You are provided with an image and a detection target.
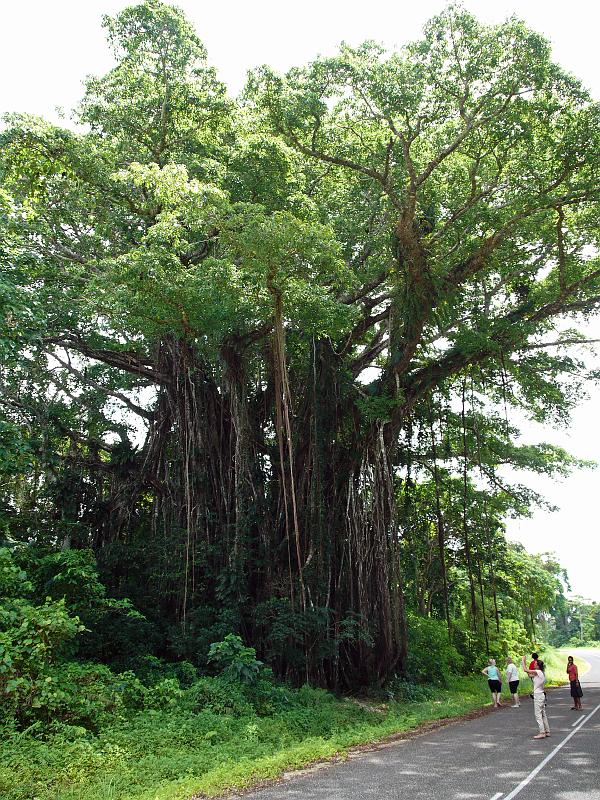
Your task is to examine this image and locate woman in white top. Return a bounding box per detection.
[522,656,550,739]
[505,657,520,707]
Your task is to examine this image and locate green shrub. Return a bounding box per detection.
[292,683,337,708]
[242,675,292,716]
[113,670,147,710]
[13,547,156,666]
[208,634,265,685]
[6,662,122,730]
[484,618,531,668]
[0,547,33,597]
[129,653,169,685]
[167,604,241,668]
[144,678,183,710]
[0,595,85,724]
[171,659,198,687]
[386,678,440,703]
[32,663,120,729]
[405,615,463,684]
[565,636,600,648]
[185,676,253,716]
[128,654,198,687]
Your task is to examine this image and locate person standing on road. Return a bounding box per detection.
[522,656,550,739]
[482,658,502,708]
[567,655,583,710]
[505,657,520,707]
[529,652,538,670]
[528,651,538,697]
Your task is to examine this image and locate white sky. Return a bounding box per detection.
[1,0,599,600]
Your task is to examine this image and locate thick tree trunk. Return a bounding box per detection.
[90,333,409,689]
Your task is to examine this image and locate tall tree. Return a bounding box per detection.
[1,2,599,687]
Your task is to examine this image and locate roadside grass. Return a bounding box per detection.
[554,646,596,678]
[0,648,581,800]
[543,647,589,684]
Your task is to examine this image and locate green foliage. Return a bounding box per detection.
[386,679,440,703]
[356,392,401,424]
[565,635,600,647]
[242,676,293,716]
[208,634,265,685]
[0,546,32,596]
[185,675,253,717]
[0,421,34,477]
[0,561,85,724]
[131,655,199,687]
[14,547,155,665]
[144,677,183,710]
[549,595,600,646]
[0,547,152,728]
[487,619,531,666]
[0,669,522,800]
[12,662,120,730]
[1,0,597,700]
[113,670,147,710]
[404,616,463,685]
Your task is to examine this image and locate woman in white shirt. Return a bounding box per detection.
[522,656,550,739]
[505,658,520,707]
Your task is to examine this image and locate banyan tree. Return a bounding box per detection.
[1,1,599,688]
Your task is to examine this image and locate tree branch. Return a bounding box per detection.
[42,336,169,384]
[49,351,154,420]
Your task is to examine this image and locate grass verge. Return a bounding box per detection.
[554,647,595,677]
[0,647,582,800]
[543,647,589,683]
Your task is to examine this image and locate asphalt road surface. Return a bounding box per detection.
[243,649,600,800]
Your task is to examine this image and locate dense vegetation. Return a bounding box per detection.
[0,545,588,800]
[550,594,600,647]
[1,3,599,795]
[0,0,600,800]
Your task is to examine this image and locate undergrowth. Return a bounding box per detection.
[0,647,588,800]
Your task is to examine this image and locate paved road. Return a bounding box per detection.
[244,650,600,800]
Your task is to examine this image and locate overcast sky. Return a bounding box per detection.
[2,0,599,600]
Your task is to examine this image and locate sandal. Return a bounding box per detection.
[533,733,547,739]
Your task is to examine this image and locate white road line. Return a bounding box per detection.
[572,715,586,726]
[489,793,503,800]
[503,702,600,800]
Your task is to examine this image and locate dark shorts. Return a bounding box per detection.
[509,679,519,694]
[488,679,502,693]
[570,680,583,698]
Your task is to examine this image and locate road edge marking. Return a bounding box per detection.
[503,702,600,800]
